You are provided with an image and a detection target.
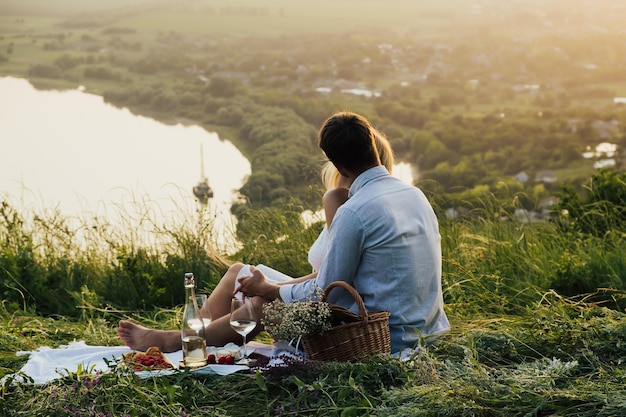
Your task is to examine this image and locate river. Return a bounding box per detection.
[0,76,251,250]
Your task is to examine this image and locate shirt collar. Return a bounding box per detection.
[348,165,389,198]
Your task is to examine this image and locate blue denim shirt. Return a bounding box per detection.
[279,166,450,352]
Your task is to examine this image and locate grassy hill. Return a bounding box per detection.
[1,170,625,415]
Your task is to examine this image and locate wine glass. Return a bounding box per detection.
[196,294,211,329]
[229,297,257,364]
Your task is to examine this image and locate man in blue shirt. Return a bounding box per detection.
[238,111,450,352]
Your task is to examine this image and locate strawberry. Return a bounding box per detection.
[207,354,216,364]
[216,355,235,365]
[217,355,235,365]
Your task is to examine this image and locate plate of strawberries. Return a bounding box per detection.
[118,343,254,377]
[119,346,176,376]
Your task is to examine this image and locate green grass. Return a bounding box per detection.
[2,288,625,416]
[1,184,625,416]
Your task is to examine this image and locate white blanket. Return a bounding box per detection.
[5,340,413,385]
[8,341,132,384]
[7,340,260,385]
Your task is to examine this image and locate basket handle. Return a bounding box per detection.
[322,281,368,323]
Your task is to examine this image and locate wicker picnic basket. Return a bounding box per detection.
[300,281,391,362]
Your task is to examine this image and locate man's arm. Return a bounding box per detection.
[277,272,317,285]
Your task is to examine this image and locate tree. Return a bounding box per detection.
[54,54,79,70]
[28,64,61,78]
[215,105,243,126]
[208,77,237,98]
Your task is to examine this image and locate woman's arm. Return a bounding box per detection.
[322,187,349,227]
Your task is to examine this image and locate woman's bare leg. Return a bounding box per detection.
[117,321,182,352]
[117,263,260,352]
[203,263,267,346]
[204,262,244,320]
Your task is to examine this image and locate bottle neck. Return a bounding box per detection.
[185,285,196,304]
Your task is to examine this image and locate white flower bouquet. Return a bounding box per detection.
[261,288,333,342]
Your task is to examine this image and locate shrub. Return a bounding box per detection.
[554,169,626,236]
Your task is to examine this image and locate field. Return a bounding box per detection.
[0,0,474,34]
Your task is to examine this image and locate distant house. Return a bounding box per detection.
[567,118,582,132]
[568,118,619,138]
[536,196,560,220]
[535,170,557,183]
[514,197,560,223]
[512,84,540,93]
[514,208,532,223]
[514,171,529,183]
[591,120,619,140]
[315,87,332,94]
[594,159,616,169]
[332,79,361,90]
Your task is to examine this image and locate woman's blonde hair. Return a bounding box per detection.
[321,128,394,190]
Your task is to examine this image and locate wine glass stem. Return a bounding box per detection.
[242,335,247,359]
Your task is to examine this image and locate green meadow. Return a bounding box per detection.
[1,170,625,416]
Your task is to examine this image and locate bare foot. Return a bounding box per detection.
[117,320,182,353]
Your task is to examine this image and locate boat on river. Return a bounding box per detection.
[192,144,213,204]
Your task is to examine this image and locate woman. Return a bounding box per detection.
[117,130,395,352]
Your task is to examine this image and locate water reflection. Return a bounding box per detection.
[1,77,418,250]
[0,77,250,250]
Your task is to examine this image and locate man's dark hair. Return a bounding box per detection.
[318,112,381,173]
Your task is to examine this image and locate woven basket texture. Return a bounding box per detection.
[301,281,390,362]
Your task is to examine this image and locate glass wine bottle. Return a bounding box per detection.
[181,272,207,368]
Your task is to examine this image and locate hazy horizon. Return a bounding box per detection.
[3,0,625,37]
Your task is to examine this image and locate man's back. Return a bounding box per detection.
[319,166,450,351]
